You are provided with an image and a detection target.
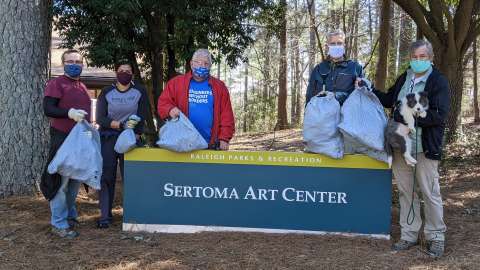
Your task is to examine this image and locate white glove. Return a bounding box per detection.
[68,108,88,122]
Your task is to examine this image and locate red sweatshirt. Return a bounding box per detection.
[158,72,235,145]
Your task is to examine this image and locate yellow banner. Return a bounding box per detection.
[125,148,389,170]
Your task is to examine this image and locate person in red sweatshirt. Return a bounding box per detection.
[157,49,235,150]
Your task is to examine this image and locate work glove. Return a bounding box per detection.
[68,108,88,122]
[125,115,141,129]
[357,78,373,91]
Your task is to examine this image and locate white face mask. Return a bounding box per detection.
[328,45,345,58]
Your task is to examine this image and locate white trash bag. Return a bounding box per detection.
[338,86,388,151]
[48,120,102,190]
[343,133,389,163]
[114,115,141,154]
[156,112,208,152]
[303,92,344,159]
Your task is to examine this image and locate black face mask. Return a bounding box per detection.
[117,72,133,85]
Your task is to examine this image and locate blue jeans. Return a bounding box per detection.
[49,176,80,229]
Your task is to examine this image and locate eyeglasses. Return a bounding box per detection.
[64,60,83,64]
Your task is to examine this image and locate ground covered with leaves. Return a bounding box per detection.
[0,124,479,269]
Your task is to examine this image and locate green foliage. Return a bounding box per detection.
[53,0,275,73]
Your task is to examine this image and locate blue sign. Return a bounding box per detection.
[123,149,392,238]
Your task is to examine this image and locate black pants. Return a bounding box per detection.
[99,134,124,224]
[40,128,68,201]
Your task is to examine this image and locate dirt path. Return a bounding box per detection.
[0,127,479,270]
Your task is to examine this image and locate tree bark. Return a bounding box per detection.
[276,0,289,130]
[308,0,316,74]
[375,0,392,90]
[0,0,52,197]
[473,37,480,123]
[397,11,414,71]
[166,13,176,80]
[243,62,248,133]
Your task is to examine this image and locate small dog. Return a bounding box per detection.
[385,92,429,167]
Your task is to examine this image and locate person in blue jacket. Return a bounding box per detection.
[305,30,363,105]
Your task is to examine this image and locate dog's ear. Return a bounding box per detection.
[419,91,429,107]
[405,93,417,108]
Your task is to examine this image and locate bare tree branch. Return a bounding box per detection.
[363,38,379,70]
[393,0,441,48]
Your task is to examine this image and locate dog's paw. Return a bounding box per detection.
[419,111,427,118]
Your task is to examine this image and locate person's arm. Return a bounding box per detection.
[372,73,406,109]
[157,78,179,120]
[305,66,322,105]
[217,82,235,144]
[43,97,69,118]
[134,86,149,134]
[96,87,115,129]
[417,75,450,128]
[355,62,363,78]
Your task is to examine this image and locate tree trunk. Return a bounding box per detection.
[243,62,248,133]
[351,0,360,60]
[166,13,176,80]
[308,0,316,74]
[0,0,52,197]
[294,37,302,126]
[290,4,297,126]
[368,0,374,47]
[434,47,464,142]
[375,0,392,90]
[388,3,397,79]
[276,0,289,130]
[473,37,480,123]
[217,56,221,79]
[397,11,414,71]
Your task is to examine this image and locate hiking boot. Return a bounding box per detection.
[426,240,445,258]
[68,218,80,228]
[392,240,417,251]
[51,227,79,239]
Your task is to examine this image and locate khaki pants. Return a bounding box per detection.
[392,152,446,242]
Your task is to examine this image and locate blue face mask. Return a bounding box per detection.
[410,60,431,74]
[192,67,210,79]
[64,64,83,78]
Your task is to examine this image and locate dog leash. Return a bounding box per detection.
[406,120,419,225]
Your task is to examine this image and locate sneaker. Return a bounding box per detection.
[426,240,444,258]
[392,240,417,251]
[51,227,79,239]
[67,218,80,228]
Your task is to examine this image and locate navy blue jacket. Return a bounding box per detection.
[373,67,450,160]
[305,59,363,105]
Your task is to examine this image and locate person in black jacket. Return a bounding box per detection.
[95,61,148,228]
[370,40,450,257]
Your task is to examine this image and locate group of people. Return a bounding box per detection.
[40,29,449,258]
